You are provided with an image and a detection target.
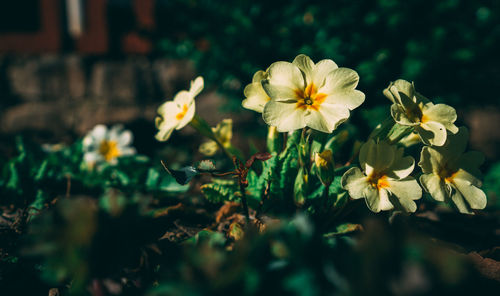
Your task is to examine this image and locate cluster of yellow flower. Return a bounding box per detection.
[341,80,485,214]
[153,54,487,214]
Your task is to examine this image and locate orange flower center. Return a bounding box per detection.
[99,140,121,161]
[368,173,390,190]
[175,104,189,120]
[295,83,327,111]
[438,166,458,184]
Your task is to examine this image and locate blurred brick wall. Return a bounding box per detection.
[0,55,196,137]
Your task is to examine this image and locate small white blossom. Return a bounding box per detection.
[83,124,136,165]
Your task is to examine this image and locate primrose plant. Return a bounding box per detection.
[156,54,488,221]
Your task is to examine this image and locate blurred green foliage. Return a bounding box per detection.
[0,137,188,211]
[156,0,499,109]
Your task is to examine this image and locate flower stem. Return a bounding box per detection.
[387,125,413,145]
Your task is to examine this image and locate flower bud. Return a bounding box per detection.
[314,149,335,186]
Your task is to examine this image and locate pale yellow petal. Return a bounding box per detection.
[305,103,350,133]
[189,76,204,97]
[451,190,473,214]
[292,54,314,84]
[155,122,175,142]
[365,187,393,213]
[312,59,338,87]
[157,101,181,119]
[416,121,447,146]
[391,80,415,101]
[324,89,365,110]
[452,168,482,187]
[452,178,487,210]
[386,177,422,212]
[319,68,360,95]
[262,100,306,132]
[390,105,419,126]
[252,70,267,83]
[242,81,270,113]
[359,140,395,177]
[419,174,449,202]
[387,147,415,179]
[422,103,458,133]
[341,167,369,199]
[418,146,444,174]
[265,61,305,96]
[173,90,194,105]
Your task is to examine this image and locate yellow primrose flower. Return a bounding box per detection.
[83,124,136,165]
[261,54,365,133]
[383,79,458,146]
[418,127,486,214]
[155,76,204,141]
[341,140,422,213]
[242,70,270,113]
[199,119,233,156]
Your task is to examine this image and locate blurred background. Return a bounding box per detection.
[0,0,499,159]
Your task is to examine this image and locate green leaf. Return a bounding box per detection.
[201,178,238,203]
[279,147,299,194]
[323,223,363,238]
[6,161,20,190]
[246,169,261,203]
[258,152,280,198]
[158,175,190,193]
[34,159,49,181]
[145,168,160,190]
[283,130,301,153]
[29,190,48,217]
[114,170,130,186]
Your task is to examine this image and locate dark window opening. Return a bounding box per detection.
[0,1,41,33]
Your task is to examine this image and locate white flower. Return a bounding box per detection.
[83,124,136,165]
[341,140,422,213]
[261,54,365,133]
[155,76,204,141]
